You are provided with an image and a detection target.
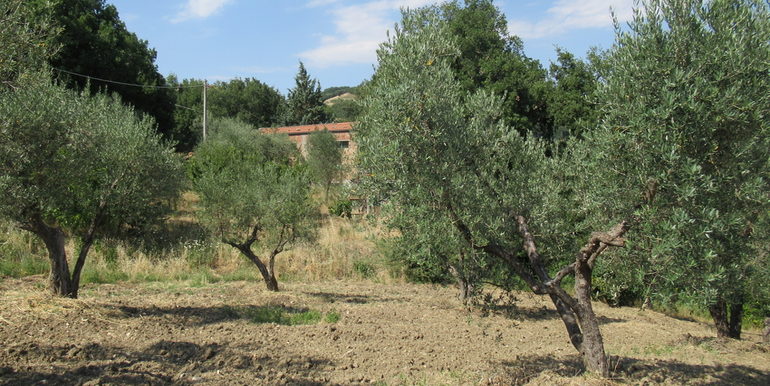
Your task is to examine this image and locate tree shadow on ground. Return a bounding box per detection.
[302,290,407,304]
[598,315,626,325]
[1,340,334,385]
[493,353,770,385]
[103,303,323,326]
[473,302,625,324]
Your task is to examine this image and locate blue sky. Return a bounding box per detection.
[109,0,635,94]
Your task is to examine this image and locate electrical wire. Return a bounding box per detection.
[174,104,198,112]
[53,67,205,89]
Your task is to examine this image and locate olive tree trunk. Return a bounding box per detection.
[514,217,627,377]
[232,244,279,292]
[448,256,474,304]
[226,224,292,292]
[708,298,744,339]
[38,225,74,297]
[25,218,91,298]
[448,204,629,377]
[569,259,610,375]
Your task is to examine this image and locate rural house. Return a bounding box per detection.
[260,122,355,156]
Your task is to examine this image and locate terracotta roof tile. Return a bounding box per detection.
[260,122,355,136]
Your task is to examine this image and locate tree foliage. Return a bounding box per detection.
[583,0,770,338]
[166,77,285,152]
[30,0,176,140]
[326,98,363,122]
[166,75,204,152]
[284,62,330,125]
[0,0,58,85]
[547,49,599,141]
[306,129,343,199]
[208,78,285,129]
[189,118,317,291]
[357,7,637,375]
[0,74,184,298]
[440,0,552,138]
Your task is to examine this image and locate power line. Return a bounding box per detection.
[53,67,210,142]
[53,67,205,89]
[174,104,198,112]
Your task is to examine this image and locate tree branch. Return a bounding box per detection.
[244,223,261,249]
[548,262,576,287]
[444,197,546,294]
[72,170,128,287]
[514,215,552,282]
[271,224,291,258]
[579,221,630,267]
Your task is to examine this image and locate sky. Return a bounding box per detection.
[108,0,636,94]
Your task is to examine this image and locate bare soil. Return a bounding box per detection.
[0,277,768,385]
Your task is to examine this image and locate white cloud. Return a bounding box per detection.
[171,0,233,23]
[300,0,436,67]
[508,0,634,39]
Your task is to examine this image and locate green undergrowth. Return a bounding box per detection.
[225,305,340,325]
[0,227,49,277]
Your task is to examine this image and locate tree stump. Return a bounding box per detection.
[763,318,770,343]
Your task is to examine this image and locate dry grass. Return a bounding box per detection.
[277,215,392,282]
[0,209,394,287]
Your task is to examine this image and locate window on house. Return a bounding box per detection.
[338,141,350,149]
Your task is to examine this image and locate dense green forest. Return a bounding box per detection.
[1,0,768,379]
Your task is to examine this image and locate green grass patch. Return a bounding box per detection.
[128,271,164,283]
[220,267,260,282]
[632,344,678,356]
[353,259,376,279]
[228,305,340,326]
[0,230,48,277]
[0,254,48,277]
[324,310,341,323]
[80,268,129,284]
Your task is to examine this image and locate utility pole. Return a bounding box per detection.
[202,79,208,141]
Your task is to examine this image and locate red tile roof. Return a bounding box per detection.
[260,122,355,136]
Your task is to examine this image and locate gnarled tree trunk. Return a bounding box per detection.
[226,224,290,292]
[709,298,743,339]
[571,260,609,376]
[233,244,279,292]
[27,219,76,298]
[449,259,474,304]
[515,216,629,377]
[449,205,627,376]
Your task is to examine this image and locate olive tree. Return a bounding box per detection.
[0,75,184,298]
[0,0,57,85]
[306,129,343,200]
[189,118,317,291]
[356,8,648,376]
[585,0,770,339]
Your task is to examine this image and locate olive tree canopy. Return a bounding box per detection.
[583,0,770,339]
[0,75,184,298]
[189,118,317,291]
[356,7,641,376]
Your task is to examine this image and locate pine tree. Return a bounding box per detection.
[284,62,329,125]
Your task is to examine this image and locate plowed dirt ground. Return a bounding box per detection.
[1,276,768,385]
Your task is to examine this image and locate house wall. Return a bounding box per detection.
[261,122,357,160]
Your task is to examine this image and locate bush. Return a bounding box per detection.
[329,199,353,218]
